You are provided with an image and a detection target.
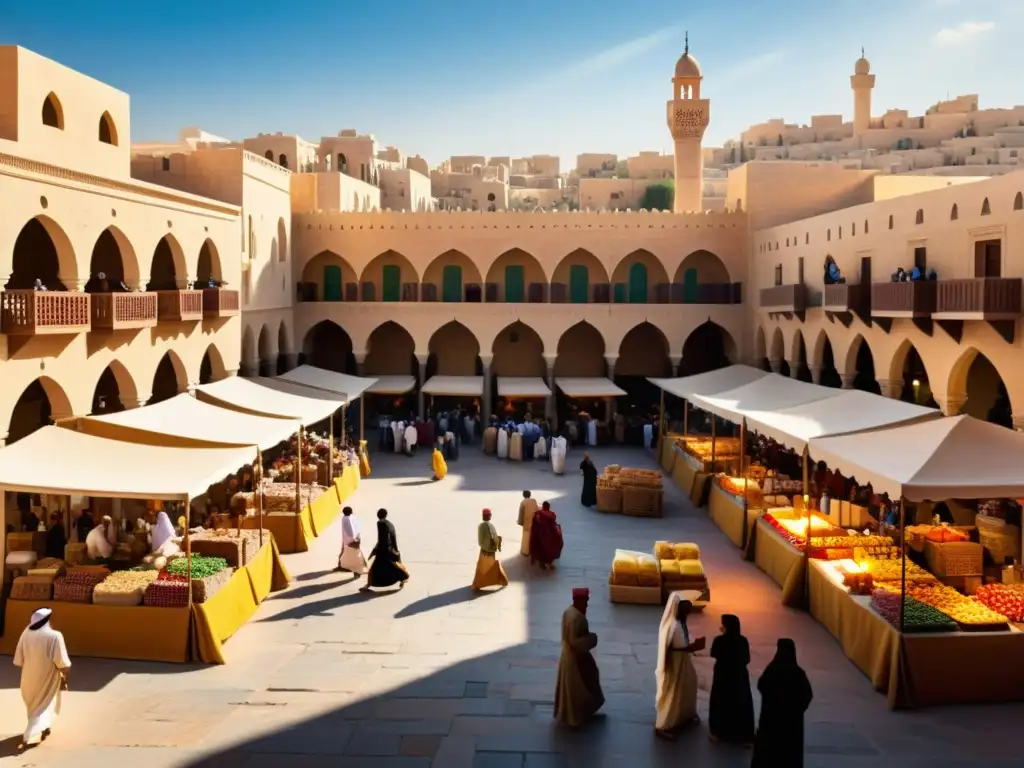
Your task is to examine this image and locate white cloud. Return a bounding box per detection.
[935,20,995,45]
[556,25,685,83]
[716,50,787,85]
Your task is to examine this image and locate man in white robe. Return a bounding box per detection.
[338,506,367,574]
[85,516,115,560]
[497,428,509,459]
[14,608,70,749]
[404,422,418,456]
[392,420,404,454]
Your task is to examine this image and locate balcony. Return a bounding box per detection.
[870,280,936,335]
[760,284,807,317]
[202,288,240,318]
[1,290,91,335]
[157,289,204,323]
[933,277,1023,343]
[91,292,158,330]
[823,283,870,327]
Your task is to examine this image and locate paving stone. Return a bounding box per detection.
[401,734,444,757]
[345,729,402,756]
[465,681,490,698]
[473,753,525,768]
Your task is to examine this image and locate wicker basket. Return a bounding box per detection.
[622,487,664,518]
[925,540,983,577]
[11,575,53,601]
[596,486,623,513]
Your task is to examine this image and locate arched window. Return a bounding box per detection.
[982,197,991,216]
[838,226,843,239]
[264,150,273,160]
[628,262,648,303]
[278,154,288,169]
[888,215,894,230]
[98,111,118,145]
[41,93,63,129]
[951,204,959,221]
[805,233,809,244]
[827,229,831,241]
[864,219,869,234]
[851,223,856,236]
[1015,192,1024,211]
[915,209,924,225]
[338,153,348,173]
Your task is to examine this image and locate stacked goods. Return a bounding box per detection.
[976,513,1022,563]
[906,524,970,544]
[861,558,938,585]
[842,567,873,595]
[93,570,160,607]
[808,535,893,560]
[596,473,623,513]
[165,554,232,603]
[262,481,326,512]
[143,579,190,608]
[611,549,640,586]
[11,575,55,601]
[974,584,1024,622]
[190,529,263,568]
[601,468,664,517]
[656,542,709,603]
[875,582,1008,630]
[680,437,741,464]
[871,589,958,632]
[924,540,983,578]
[53,568,108,604]
[853,544,900,560]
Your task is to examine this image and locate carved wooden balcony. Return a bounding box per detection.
[870,280,936,335]
[1,290,91,335]
[157,289,203,323]
[760,284,807,317]
[823,283,870,327]
[202,288,240,318]
[933,278,1023,343]
[92,292,158,330]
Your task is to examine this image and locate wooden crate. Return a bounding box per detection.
[925,540,983,577]
[622,487,664,517]
[608,574,662,605]
[596,486,622,514]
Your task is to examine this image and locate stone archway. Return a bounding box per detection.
[426,321,481,378]
[258,324,274,376]
[947,348,1014,426]
[200,344,227,384]
[301,321,357,373]
[277,321,292,375]
[888,340,934,406]
[366,321,417,376]
[554,322,606,377]
[6,216,76,290]
[92,360,138,415]
[146,234,187,291]
[844,335,881,394]
[150,350,188,405]
[86,226,138,292]
[7,377,73,444]
[197,239,222,283]
[679,321,734,377]
[616,322,671,412]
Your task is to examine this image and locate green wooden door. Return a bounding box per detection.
[382,264,400,302]
[682,268,698,303]
[613,283,627,303]
[628,262,648,303]
[569,265,589,303]
[323,265,343,301]
[442,264,463,302]
[505,265,525,302]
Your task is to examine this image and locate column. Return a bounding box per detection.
[840,374,857,390]
[354,352,367,377]
[127,274,149,293]
[224,368,239,378]
[544,355,557,426]
[935,394,967,417]
[240,359,259,377]
[670,356,682,378]
[875,378,901,399]
[605,356,617,423]
[175,275,191,290]
[769,360,783,374]
[119,395,149,410]
[416,354,428,420]
[1012,414,1024,432]
[788,361,802,380]
[809,365,823,385]
[280,353,299,372]
[480,355,493,425]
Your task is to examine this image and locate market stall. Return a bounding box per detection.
[496,377,550,421]
[276,365,377,447]
[0,427,289,664]
[555,377,625,446]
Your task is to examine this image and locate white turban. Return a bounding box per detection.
[29,607,52,629]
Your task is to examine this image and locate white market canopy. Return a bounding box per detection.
[688,374,835,423]
[556,377,626,398]
[0,427,255,500]
[76,393,299,451]
[648,365,769,401]
[742,390,940,453]
[194,376,345,424]
[809,415,1024,502]
[498,377,551,398]
[421,376,484,397]
[365,375,417,395]
[276,365,377,401]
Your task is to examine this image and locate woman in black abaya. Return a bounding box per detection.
[751,638,813,767]
[579,452,598,508]
[708,614,755,744]
[361,509,409,591]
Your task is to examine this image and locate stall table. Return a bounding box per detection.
[707,482,759,549]
[749,517,805,607]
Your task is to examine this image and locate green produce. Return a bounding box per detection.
[871,589,957,632]
[167,555,228,579]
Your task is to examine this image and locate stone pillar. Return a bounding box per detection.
[809,365,823,385]
[59,276,87,292]
[670,356,682,378]
[769,359,783,374]
[119,395,149,410]
[935,394,967,417]
[175,275,191,290]
[128,274,149,292]
[789,362,802,380]
[354,352,366,377]
[187,382,198,397]
[840,374,857,390]
[875,378,901,399]
[1012,414,1024,432]
[279,352,299,372]
[416,354,428,420]
[240,359,259,378]
[481,355,493,425]
[605,356,617,423]
[544,355,557,426]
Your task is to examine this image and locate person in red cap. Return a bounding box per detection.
[554,587,604,727]
[471,509,508,591]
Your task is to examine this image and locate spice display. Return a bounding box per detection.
[875,582,1008,629]
[94,570,160,607]
[167,554,228,580]
[861,558,937,584]
[717,475,760,498]
[677,437,741,462]
[11,575,54,601]
[261,481,326,512]
[974,584,1024,622]
[871,589,958,632]
[600,467,662,490]
[143,579,190,608]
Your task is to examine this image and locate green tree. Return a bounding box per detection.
[639,182,674,211]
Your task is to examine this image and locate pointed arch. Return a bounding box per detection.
[491,321,545,377]
[1015,192,1023,211]
[277,218,288,262]
[617,321,671,377]
[674,249,730,285]
[98,111,118,146]
[555,321,606,377]
[200,344,227,384]
[950,203,959,221]
[6,215,77,289]
[303,250,358,302]
[754,326,768,368]
[611,249,669,303]
[42,92,64,129]
[242,325,257,370]
[769,326,785,362]
[551,249,610,303]
[151,350,188,404]
[366,321,417,376]
[7,377,74,444]
[679,321,734,376]
[302,320,356,373]
[484,248,546,302]
[197,238,222,283]
[358,250,418,303]
[92,360,138,414]
[982,197,991,216]
[147,234,187,291]
[87,226,139,291]
[257,323,273,374]
[808,326,832,369]
[427,320,481,377]
[423,250,483,303]
[946,346,1017,419]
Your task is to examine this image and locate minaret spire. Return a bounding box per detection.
[685,32,689,55]
[861,46,865,58]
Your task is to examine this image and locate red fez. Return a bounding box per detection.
[572,587,590,599]
[482,509,492,518]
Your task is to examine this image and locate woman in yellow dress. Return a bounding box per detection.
[432,441,448,481]
[471,509,508,590]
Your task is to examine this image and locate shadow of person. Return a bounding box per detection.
[393,585,486,619]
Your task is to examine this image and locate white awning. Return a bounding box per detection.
[743,390,940,452]
[276,365,377,401]
[194,377,345,424]
[648,365,768,401]
[688,374,835,423]
[365,375,417,395]
[498,377,551,398]
[0,427,255,500]
[809,415,1024,502]
[77,393,298,451]
[556,377,626,398]
[421,376,484,397]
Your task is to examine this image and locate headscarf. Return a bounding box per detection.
[151,511,175,552]
[722,614,741,635]
[773,638,797,666]
[101,514,117,546]
[29,607,52,631]
[656,592,685,697]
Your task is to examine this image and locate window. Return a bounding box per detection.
[852,223,856,236]
[278,154,288,168]
[888,215,894,229]
[162,157,170,171]
[41,92,63,129]
[774,264,783,286]
[487,193,496,202]
[982,198,991,216]
[805,233,809,244]
[786,238,790,247]
[864,220,869,234]
[827,229,831,241]
[915,209,924,225]
[98,111,118,145]
[838,226,843,239]
[338,154,347,173]
[264,150,273,160]
[951,204,959,221]
[974,239,1002,278]
[1015,192,1023,211]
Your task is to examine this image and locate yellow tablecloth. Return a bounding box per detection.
[246,536,292,604]
[660,438,677,472]
[243,513,306,554]
[751,517,805,607]
[359,439,371,478]
[0,600,191,663]
[671,450,697,497]
[708,483,758,549]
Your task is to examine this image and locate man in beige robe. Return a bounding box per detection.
[14,607,70,749]
[471,509,509,591]
[554,587,605,727]
[517,490,538,557]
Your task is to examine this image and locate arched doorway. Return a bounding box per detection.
[769,327,788,376]
[679,321,734,376]
[554,322,606,378]
[6,217,74,290]
[616,322,671,412]
[241,325,257,376]
[301,321,356,373]
[258,324,273,376]
[675,250,730,302]
[146,235,185,291]
[612,250,669,304]
[754,326,769,371]
[552,250,610,304]
[426,321,481,378]
[953,350,1012,427]
[365,321,417,420]
[491,321,545,420]
[86,228,133,292]
[277,321,292,375]
[7,377,72,444]
[92,362,135,415]
[818,338,842,388]
[790,330,811,383]
[846,335,881,394]
[484,249,546,303]
[422,251,483,304]
[151,351,187,404]
[197,239,222,284]
[200,345,226,384]
[891,342,933,406]
[359,250,418,303]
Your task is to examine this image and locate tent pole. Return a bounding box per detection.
[657,388,665,454]
[257,448,264,548]
[899,497,906,634]
[185,494,192,609]
[710,413,717,469]
[328,417,334,489]
[740,418,748,550]
[802,445,811,607]
[295,425,303,518]
[359,398,365,445]
[683,398,689,437]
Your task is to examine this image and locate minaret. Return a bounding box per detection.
[851,48,875,135]
[667,33,709,213]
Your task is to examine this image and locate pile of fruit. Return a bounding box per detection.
[680,437,741,461]
[853,544,900,560]
[718,475,760,498]
[808,535,893,560]
[862,558,937,585]
[906,524,970,544]
[871,589,957,632]
[974,584,1024,622]
[166,554,229,580]
[876,582,1008,629]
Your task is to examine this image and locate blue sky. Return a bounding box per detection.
[2,0,1018,167]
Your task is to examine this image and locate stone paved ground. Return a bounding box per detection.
[0,443,1020,767]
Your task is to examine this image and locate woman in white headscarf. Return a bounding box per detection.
[150,511,177,554]
[654,593,704,740]
[14,608,71,749]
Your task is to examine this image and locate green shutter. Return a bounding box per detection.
[613,283,627,303]
[442,264,463,302]
[628,262,648,303]
[382,264,400,302]
[569,265,589,303]
[504,265,525,302]
[323,264,343,301]
[682,268,698,303]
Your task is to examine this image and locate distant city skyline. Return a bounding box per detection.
[3,0,1018,168]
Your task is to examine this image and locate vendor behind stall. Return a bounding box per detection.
[85,516,116,560]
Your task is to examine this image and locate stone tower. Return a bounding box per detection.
[667,34,709,214]
[851,49,875,135]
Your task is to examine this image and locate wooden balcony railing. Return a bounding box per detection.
[871,281,935,317]
[157,289,204,323]
[1,290,91,335]
[935,278,1023,319]
[202,288,240,318]
[91,292,158,330]
[760,284,807,313]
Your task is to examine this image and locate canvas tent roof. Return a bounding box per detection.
[648,365,769,401]
[365,376,417,395]
[741,390,939,452]
[194,377,344,424]
[809,415,1024,502]
[77,393,299,450]
[0,427,255,500]
[421,376,484,397]
[556,378,626,398]
[276,365,377,401]
[687,374,835,423]
[498,377,551,398]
